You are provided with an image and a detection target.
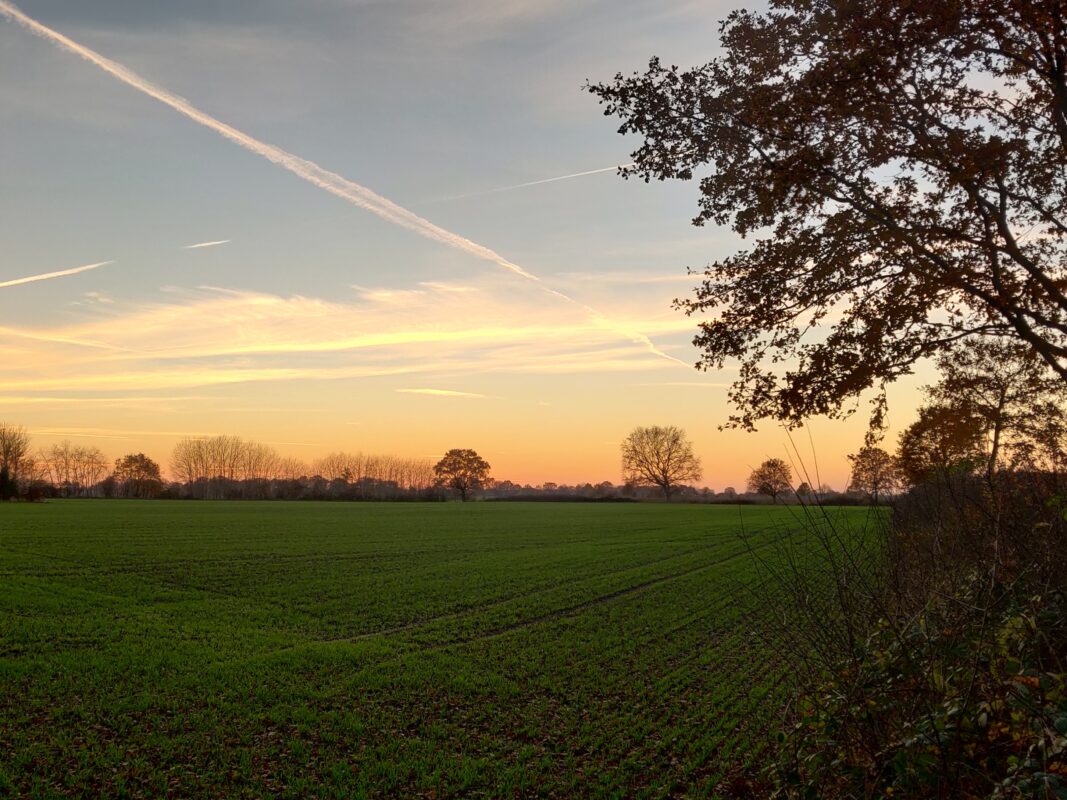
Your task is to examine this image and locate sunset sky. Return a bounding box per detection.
[0,0,932,488]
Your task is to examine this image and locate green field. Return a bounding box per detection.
[0,501,871,798]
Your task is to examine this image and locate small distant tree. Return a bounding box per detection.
[433,449,491,501]
[747,458,792,502]
[795,481,815,503]
[0,423,30,485]
[620,425,702,501]
[847,447,903,504]
[112,453,163,498]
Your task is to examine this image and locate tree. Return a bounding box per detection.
[589,2,1067,431]
[38,441,108,497]
[747,458,792,501]
[897,405,986,486]
[0,423,30,484]
[620,425,702,500]
[847,447,903,504]
[0,464,16,501]
[926,340,1063,481]
[433,449,491,501]
[112,453,163,499]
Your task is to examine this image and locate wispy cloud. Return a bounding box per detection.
[417,281,478,293]
[396,388,488,398]
[556,270,700,285]
[0,1,684,368]
[0,260,114,290]
[0,282,692,394]
[633,381,732,388]
[436,164,634,202]
[183,239,230,250]
[0,394,219,408]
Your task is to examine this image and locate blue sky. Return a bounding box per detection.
[0,0,926,486]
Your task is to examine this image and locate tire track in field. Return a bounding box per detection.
[212,525,792,669]
[311,537,755,646]
[419,526,792,652]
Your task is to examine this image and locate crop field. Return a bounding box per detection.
[0,501,874,799]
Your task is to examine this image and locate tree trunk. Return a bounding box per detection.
[987,388,1008,483]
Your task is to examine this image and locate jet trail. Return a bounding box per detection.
[0,0,535,280]
[439,164,635,201]
[184,239,230,250]
[0,1,684,366]
[0,260,114,289]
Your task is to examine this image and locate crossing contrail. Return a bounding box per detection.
[0,0,686,366]
[438,164,635,201]
[0,260,114,289]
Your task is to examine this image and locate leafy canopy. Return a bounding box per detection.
[433,449,491,501]
[747,458,793,500]
[590,1,1067,430]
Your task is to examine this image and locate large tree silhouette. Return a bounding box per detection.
[433,449,491,502]
[590,1,1067,430]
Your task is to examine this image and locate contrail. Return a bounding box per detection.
[438,164,635,202]
[184,239,230,250]
[0,0,535,281]
[0,1,685,366]
[0,260,114,289]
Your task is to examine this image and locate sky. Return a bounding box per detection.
[0,0,931,488]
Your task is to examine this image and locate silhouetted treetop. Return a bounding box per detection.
[590,1,1067,430]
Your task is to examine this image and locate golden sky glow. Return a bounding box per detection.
[0,0,933,488]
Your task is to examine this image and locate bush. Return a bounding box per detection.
[745,475,1067,799]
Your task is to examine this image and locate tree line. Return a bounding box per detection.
[0,425,863,505]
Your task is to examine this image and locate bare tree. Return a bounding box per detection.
[39,441,108,497]
[0,423,30,482]
[620,425,702,501]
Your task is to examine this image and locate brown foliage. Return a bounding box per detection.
[589,0,1067,430]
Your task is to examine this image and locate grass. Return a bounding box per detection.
[0,500,873,799]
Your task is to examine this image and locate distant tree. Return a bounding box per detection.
[747,458,792,502]
[897,405,986,486]
[847,447,903,504]
[795,482,815,503]
[433,449,491,501]
[589,2,1067,433]
[620,425,702,501]
[112,453,163,498]
[0,423,30,484]
[721,486,738,499]
[39,441,108,497]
